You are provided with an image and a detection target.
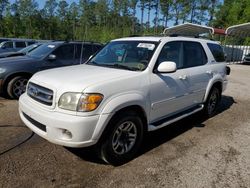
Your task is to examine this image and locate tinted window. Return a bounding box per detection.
[3,42,13,48]
[53,44,74,60]
[93,45,102,53]
[28,41,35,45]
[157,41,182,68]
[207,43,225,62]
[183,41,207,68]
[15,42,26,48]
[76,44,93,60]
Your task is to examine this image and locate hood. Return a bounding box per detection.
[0,52,23,58]
[0,55,35,65]
[31,64,139,93]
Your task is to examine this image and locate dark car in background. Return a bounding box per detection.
[0,41,103,99]
[0,39,36,54]
[0,43,42,59]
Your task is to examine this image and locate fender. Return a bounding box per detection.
[203,74,223,102]
[91,93,148,141]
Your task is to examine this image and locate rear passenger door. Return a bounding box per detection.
[182,41,210,104]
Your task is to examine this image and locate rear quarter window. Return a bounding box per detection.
[15,42,27,48]
[207,43,225,62]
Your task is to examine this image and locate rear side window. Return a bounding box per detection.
[93,45,102,53]
[28,41,35,45]
[76,44,93,62]
[15,42,26,48]
[207,43,225,62]
[183,41,207,68]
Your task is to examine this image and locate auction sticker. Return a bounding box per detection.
[48,45,55,48]
[137,43,155,50]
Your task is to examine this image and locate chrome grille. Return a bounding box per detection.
[27,82,53,106]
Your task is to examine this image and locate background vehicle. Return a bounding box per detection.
[0,41,103,99]
[19,36,229,165]
[243,53,250,63]
[0,39,36,54]
[0,43,42,59]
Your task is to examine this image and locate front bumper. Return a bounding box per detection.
[19,93,111,148]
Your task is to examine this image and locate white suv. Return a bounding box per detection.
[19,36,229,165]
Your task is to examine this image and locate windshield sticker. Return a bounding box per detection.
[48,45,55,48]
[137,43,155,50]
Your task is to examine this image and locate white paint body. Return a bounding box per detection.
[19,36,228,148]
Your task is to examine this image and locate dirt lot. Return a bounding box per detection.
[0,64,250,188]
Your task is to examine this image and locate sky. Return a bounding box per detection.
[8,0,165,26]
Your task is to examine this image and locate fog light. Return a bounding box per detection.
[61,129,72,140]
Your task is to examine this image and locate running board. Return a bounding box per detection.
[148,105,204,131]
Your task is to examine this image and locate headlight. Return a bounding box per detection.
[0,68,6,74]
[58,93,103,112]
[58,93,82,111]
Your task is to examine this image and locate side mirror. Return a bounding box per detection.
[157,61,177,73]
[48,54,56,61]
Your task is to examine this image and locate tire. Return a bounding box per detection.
[99,111,144,166]
[203,87,221,118]
[7,76,29,99]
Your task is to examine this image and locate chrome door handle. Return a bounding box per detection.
[179,75,187,80]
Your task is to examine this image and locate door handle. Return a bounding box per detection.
[179,75,187,80]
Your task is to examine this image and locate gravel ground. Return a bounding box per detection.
[0,64,250,188]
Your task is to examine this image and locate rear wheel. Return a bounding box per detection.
[99,111,144,165]
[7,76,29,99]
[203,87,221,118]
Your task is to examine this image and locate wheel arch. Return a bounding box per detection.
[203,79,222,103]
[3,72,33,90]
[92,102,148,142]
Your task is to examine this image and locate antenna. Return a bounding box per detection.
[79,24,87,64]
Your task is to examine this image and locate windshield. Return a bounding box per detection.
[19,44,40,53]
[87,40,158,71]
[27,43,57,58]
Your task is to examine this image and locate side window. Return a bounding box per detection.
[93,45,102,53]
[15,42,26,48]
[157,41,182,69]
[76,44,93,61]
[53,44,74,60]
[207,43,225,62]
[28,41,35,45]
[3,42,13,48]
[183,41,207,68]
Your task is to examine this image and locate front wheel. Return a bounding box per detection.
[7,76,29,99]
[203,87,221,118]
[99,111,144,165]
